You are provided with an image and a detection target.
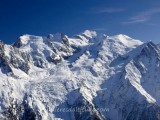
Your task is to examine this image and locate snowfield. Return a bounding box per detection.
[0,30,160,120]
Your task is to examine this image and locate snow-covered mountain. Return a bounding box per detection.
[0,30,160,120]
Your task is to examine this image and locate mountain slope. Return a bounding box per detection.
[1,30,160,120]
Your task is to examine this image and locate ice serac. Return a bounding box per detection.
[1,30,160,120]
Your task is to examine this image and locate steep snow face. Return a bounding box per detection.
[1,30,160,120]
[95,41,160,120]
[132,42,160,103]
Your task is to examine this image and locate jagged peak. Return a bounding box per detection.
[139,41,160,57]
[0,40,4,47]
[142,41,158,51]
[13,34,44,48]
[47,34,54,39]
[81,30,97,39]
[144,41,156,47]
[47,33,68,43]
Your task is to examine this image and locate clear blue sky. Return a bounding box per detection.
[0,0,160,43]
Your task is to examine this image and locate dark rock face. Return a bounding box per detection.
[129,105,160,120]
[71,98,105,120]
[3,101,37,120]
[21,102,36,120]
[0,41,13,74]
[67,89,106,120]
[140,42,160,58]
[0,45,30,74]
[13,38,23,48]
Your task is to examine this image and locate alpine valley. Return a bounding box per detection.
[0,30,160,120]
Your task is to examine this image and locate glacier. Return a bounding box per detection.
[0,30,160,120]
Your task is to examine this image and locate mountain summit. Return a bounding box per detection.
[0,30,160,120]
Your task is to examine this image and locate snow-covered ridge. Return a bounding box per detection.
[108,34,143,48]
[1,30,160,120]
[1,30,142,74]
